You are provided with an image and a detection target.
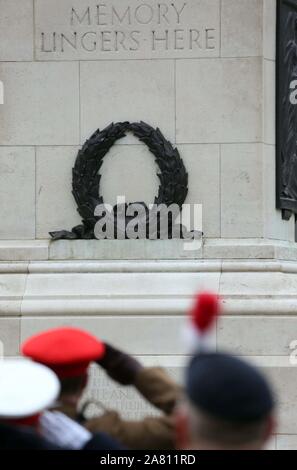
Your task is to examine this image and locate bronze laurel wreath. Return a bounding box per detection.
[50,121,188,240]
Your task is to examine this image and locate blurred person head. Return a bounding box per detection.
[21,327,105,412]
[176,352,276,450]
[177,292,276,450]
[0,359,60,429]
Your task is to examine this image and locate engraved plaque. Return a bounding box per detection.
[35,0,220,60]
[82,364,184,420]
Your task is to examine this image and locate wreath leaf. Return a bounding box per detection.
[50,122,188,240]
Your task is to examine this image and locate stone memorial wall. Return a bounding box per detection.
[0,0,285,241]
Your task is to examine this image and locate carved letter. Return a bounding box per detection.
[174,29,184,49]
[129,31,141,51]
[71,7,91,25]
[61,33,78,52]
[112,6,131,25]
[115,31,127,51]
[101,31,112,51]
[171,2,187,23]
[158,3,170,24]
[135,4,154,24]
[206,28,216,49]
[81,32,97,52]
[152,30,169,50]
[96,4,108,25]
[52,32,57,52]
[41,32,53,53]
[189,29,202,49]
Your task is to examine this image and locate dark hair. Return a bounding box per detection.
[59,374,87,397]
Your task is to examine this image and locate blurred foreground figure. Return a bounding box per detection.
[0,359,60,449]
[0,422,60,450]
[22,327,180,449]
[0,359,122,450]
[0,359,59,428]
[177,353,276,450]
[177,293,276,450]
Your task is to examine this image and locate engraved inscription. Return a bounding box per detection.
[82,365,184,420]
[35,0,220,60]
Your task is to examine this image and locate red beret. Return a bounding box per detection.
[21,327,105,378]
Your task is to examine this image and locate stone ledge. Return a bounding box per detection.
[49,239,203,260]
[0,258,295,317]
[0,238,297,261]
[204,239,297,260]
[0,241,48,261]
[0,240,296,317]
[28,260,222,273]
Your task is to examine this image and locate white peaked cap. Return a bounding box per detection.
[0,359,60,419]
